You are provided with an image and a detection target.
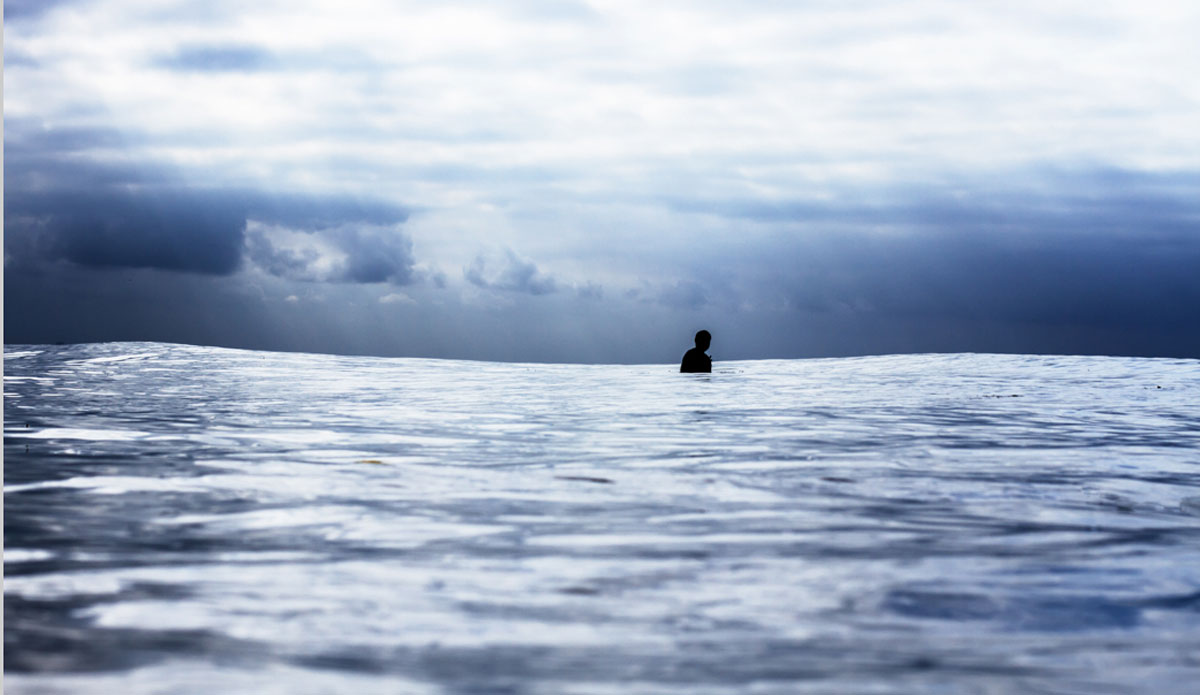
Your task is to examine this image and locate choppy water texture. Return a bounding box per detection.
[5,342,1200,694]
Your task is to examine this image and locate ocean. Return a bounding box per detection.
[4,342,1199,694]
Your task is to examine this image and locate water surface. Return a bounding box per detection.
[5,343,1200,694]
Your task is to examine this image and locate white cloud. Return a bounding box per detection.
[379,292,416,305]
[10,1,1198,194]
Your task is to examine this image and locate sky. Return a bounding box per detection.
[5,0,1200,362]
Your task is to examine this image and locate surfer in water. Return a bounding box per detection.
[680,330,712,373]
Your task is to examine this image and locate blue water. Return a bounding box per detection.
[5,342,1200,694]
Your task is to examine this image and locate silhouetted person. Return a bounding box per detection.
[680,330,712,373]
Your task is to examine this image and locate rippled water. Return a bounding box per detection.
[5,342,1200,694]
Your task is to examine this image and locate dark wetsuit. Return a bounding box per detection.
[680,348,711,373]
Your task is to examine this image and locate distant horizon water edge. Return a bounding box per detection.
[6,339,1199,366]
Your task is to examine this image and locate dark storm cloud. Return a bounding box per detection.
[4,127,411,278]
[155,44,276,72]
[5,180,410,277]
[7,188,249,275]
[654,167,1200,356]
[752,226,1200,330]
[465,250,558,295]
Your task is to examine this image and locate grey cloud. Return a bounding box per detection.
[152,43,389,76]
[579,164,1198,358]
[659,174,1200,356]
[244,232,323,280]
[3,262,684,363]
[667,167,1200,236]
[7,188,249,275]
[413,266,449,289]
[3,0,83,22]
[576,282,604,300]
[246,224,416,285]
[5,182,409,277]
[336,228,414,284]
[4,124,140,154]
[767,227,1200,330]
[239,192,408,231]
[3,122,156,190]
[4,131,410,276]
[155,44,275,72]
[5,113,1198,360]
[656,281,708,310]
[4,49,41,68]
[465,250,557,295]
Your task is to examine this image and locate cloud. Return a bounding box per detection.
[156,44,276,72]
[4,123,141,156]
[5,2,1200,361]
[664,167,1200,236]
[576,282,604,300]
[654,177,1200,355]
[761,225,1200,332]
[4,179,411,278]
[656,281,708,311]
[379,292,416,305]
[245,222,415,285]
[3,0,81,22]
[464,249,557,295]
[4,125,412,278]
[6,187,249,275]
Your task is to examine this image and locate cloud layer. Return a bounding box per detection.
[5,1,1200,360]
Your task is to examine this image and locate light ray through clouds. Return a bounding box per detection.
[5,0,1200,360]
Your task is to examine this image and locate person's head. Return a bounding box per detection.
[694,330,711,351]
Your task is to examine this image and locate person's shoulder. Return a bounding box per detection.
[680,348,711,373]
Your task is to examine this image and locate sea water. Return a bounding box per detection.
[4,342,1199,694]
